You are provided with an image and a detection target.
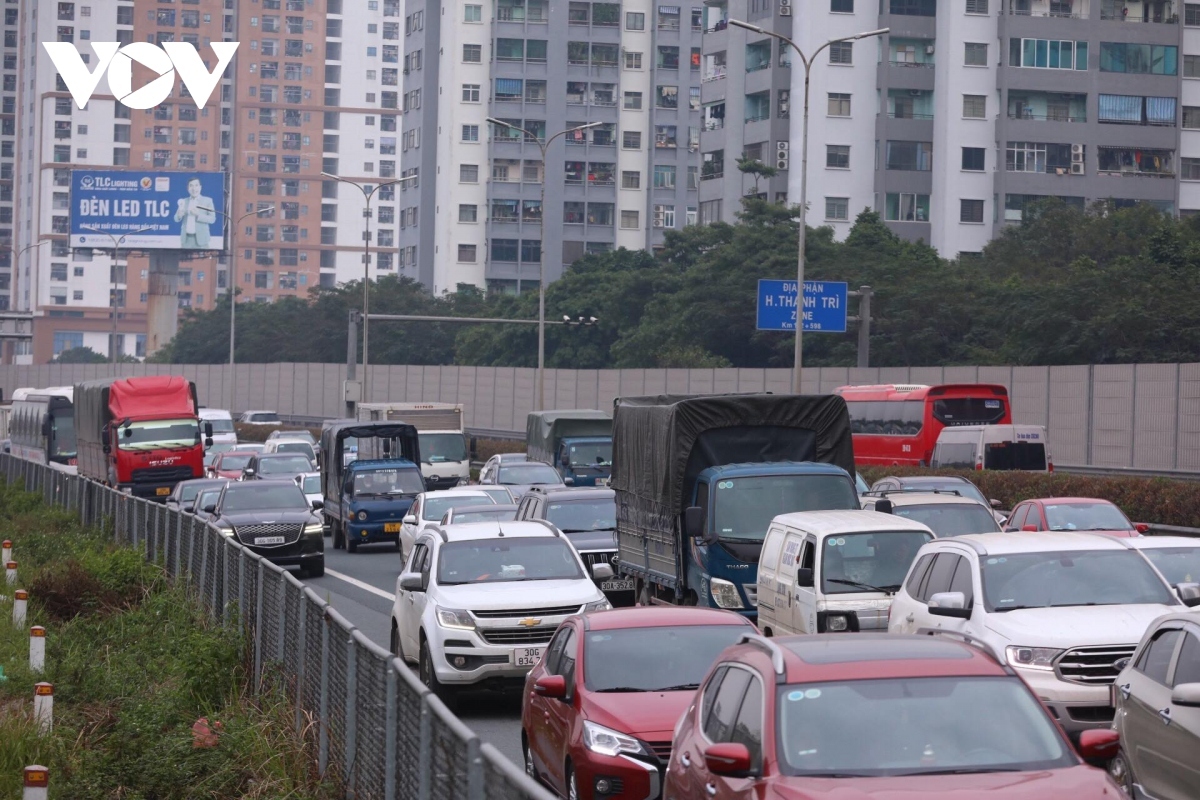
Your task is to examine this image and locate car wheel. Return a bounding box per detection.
[347,537,358,553]
[522,735,538,784]
[306,557,324,578]
[565,763,579,800]
[1108,746,1135,797]
[419,635,457,711]
[390,623,400,656]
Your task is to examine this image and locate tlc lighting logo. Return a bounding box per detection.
[42,42,239,110]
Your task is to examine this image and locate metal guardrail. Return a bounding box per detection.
[1053,464,1200,482]
[0,454,553,800]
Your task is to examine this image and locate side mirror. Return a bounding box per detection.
[124,426,133,438]
[875,499,894,515]
[182,504,193,513]
[592,563,614,581]
[1171,682,1200,707]
[990,499,1002,508]
[203,504,217,514]
[1077,729,1120,761]
[563,477,575,486]
[204,422,214,438]
[1176,582,1200,608]
[403,514,417,525]
[534,674,567,699]
[703,743,754,778]
[1135,522,1150,534]
[244,468,256,477]
[1021,524,1038,532]
[795,567,814,588]
[929,591,971,618]
[311,500,324,511]
[205,437,214,448]
[684,506,705,539]
[399,573,424,592]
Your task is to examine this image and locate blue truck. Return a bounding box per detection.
[320,421,424,553]
[526,409,612,487]
[612,393,859,619]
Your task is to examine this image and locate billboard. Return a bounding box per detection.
[70,170,226,251]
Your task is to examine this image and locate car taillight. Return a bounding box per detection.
[1048,462,1054,473]
[974,461,982,471]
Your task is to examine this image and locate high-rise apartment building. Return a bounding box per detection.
[1,1,18,320]
[794,0,1190,257]
[398,0,703,294]
[697,0,792,224]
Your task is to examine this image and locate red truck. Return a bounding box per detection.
[75,376,212,500]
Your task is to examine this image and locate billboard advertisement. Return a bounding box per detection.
[70,170,226,251]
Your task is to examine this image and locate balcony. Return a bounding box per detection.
[1009,92,1088,122]
[1098,146,1174,176]
[1098,0,1175,22]
[1007,0,1087,17]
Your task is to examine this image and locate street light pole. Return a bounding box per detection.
[485,118,600,411]
[321,171,417,403]
[82,224,154,363]
[1,241,48,362]
[729,21,887,393]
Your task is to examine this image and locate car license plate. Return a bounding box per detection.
[384,522,401,533]
[602,579,635,592]
[596,477,611,487]
[514,647,544,667]
[156,487,171,496]
[255,536,286,545]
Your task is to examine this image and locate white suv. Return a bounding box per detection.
[390,519,612,708]
[889,532,1185,740]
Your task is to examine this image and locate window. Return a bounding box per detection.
[623,131,642,149]
[1135,629,1182,685]
[624,91,643,110]
[658,5,680,29]
[465,4,482,21]
[702,668,750,743]
[960,199,985,223]
[1098,94,1177,125]
[1099,42,1177,75]
[831,0,854,9]
[1009,38,1089,70]
[1176,634,1200,686]
[886,140,933,171]
[1186,55,1200,77]
[825,197,849,220]
[965,43,987,66]
[462,124,479,142]
[1182,158,1200,180]
[624,51,643,70]
[622,170,641,189]
[963,95,986,118]
[962,147,985,171]
[654,165,677,189]
[458,244,477,262]
[829,42,853,64]
[885,192,930,221]
[966,0,988,11]
[621,210,640,229]
[460,164,480,183]
[1185,107,1200,129]
[626,11,645,28]
[461,84,480,103]
[828,93,851,116]
[463,44,482,62]
[826,145,850,169]
[653,204,676,228]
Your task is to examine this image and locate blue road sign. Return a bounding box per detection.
[757,280,849,333]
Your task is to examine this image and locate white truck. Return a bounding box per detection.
[356,402,472,490]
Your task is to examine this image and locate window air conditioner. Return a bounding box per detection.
[780,5,791,14]
[1070,162,1084,175]
[777,141,789,151]
[777,157,790,170]
[1071,143,1084,155]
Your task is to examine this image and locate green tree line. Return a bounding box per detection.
[152,200,1200,368]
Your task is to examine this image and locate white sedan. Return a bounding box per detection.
[399,488,497,558]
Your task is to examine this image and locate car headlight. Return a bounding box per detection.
[709,577,744,609]
[435,608,475,631]
[584,599,611,613]
[357,510,368,521]
[1006,646,1063,671]
[304,523,323,535]
[216,526,234,537]
[582,721,649,758]
[825,613,850,632]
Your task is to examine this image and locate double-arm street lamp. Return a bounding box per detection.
[82,224,154,363]
[484,118,601,411]
[321,171,419,402]
[729,20,888,392]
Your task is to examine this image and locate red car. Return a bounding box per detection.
[206,450,256,480]
[664,633,1123,800]
[1004,497,1148,538]
[522,607,754,800]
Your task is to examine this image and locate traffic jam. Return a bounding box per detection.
[4,380,1198,799]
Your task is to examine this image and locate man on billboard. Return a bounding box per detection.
[174,177,217,249]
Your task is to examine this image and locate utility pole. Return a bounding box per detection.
[856,286,873,368]
[345,309,360,418]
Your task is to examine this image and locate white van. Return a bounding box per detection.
[199,408,237,447]
[930,424,1051,471]
[756,510,935,637]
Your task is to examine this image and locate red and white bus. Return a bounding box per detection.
[834,384,1012,467]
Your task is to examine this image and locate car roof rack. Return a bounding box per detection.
[913,627,1007,666]
[737,633,786,677]
[864,488,962,498]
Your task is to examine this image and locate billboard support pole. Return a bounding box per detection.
[211,205,275,410]
[82,225,153,363]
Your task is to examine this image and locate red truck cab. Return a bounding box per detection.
[75,376,211,500]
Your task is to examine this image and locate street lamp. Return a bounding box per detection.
[485,118,601,411]
[1,239,49,300]
[729,20,888,393]
[321,171,418,402]
[82,224,154,363]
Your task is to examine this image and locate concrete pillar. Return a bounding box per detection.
[146,252,180,358]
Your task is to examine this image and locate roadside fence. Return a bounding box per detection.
[0,454,554,800]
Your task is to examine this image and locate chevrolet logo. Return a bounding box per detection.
[517,618,542,627]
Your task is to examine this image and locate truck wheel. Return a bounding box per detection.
[306,557,325,578]
[332,522,344,550]
[347,537,359,553]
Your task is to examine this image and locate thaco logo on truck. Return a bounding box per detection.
[42,42,239,110]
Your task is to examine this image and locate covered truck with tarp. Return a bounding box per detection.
[613,393,858,618]
[526,409,613,486]
[319,421,422,552]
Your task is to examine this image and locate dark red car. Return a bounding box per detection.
[206,450,256,480]
[664,633,1123,800]
[522,607,754,800]
[1004,497,1148,538]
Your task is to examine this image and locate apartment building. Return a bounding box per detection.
[1,1,18,319]
[697,0,792,224]
[398,0,703,294]
[794,0,1190,257]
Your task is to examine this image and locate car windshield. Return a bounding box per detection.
[982,549,1175,611]
[221,485,308,512]
[777,676,1074,777]
[545,498,617,532]
[585,625,749,693]
[258,455,313,474]
[205,442,236,467]
[50,412,77,458]
[892,503,1000,536]
[1043,502,1132,531]
[901,480,988,506]
[274,430,315,443]
[822,532,933,594]
[566,442,612,467]
[1140,547,1200,586]
[479,488,512,503]
[451,509,517,523]
[217,454,252,471]
[497,464,562,485]
[437,537,584,584]
[423,495,495,520]
[252,413,281,423]
[118,418,199,451]
[205,417,235,433]
[178,482,214,502]
[419,433,468,463]
[301,475,321,494]
[275,442,314,457]
[711,475,860,542]
[353,468,424,496]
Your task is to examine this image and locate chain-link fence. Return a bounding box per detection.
[1,455,554,800]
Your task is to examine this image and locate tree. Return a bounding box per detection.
[54,347,109,363]
[737,157,779,197]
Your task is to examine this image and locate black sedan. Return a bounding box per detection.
[240,453,314,481]
[205,480,325,577]
[166,478,229,513]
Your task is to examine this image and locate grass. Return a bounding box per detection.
[0,482,337,800]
